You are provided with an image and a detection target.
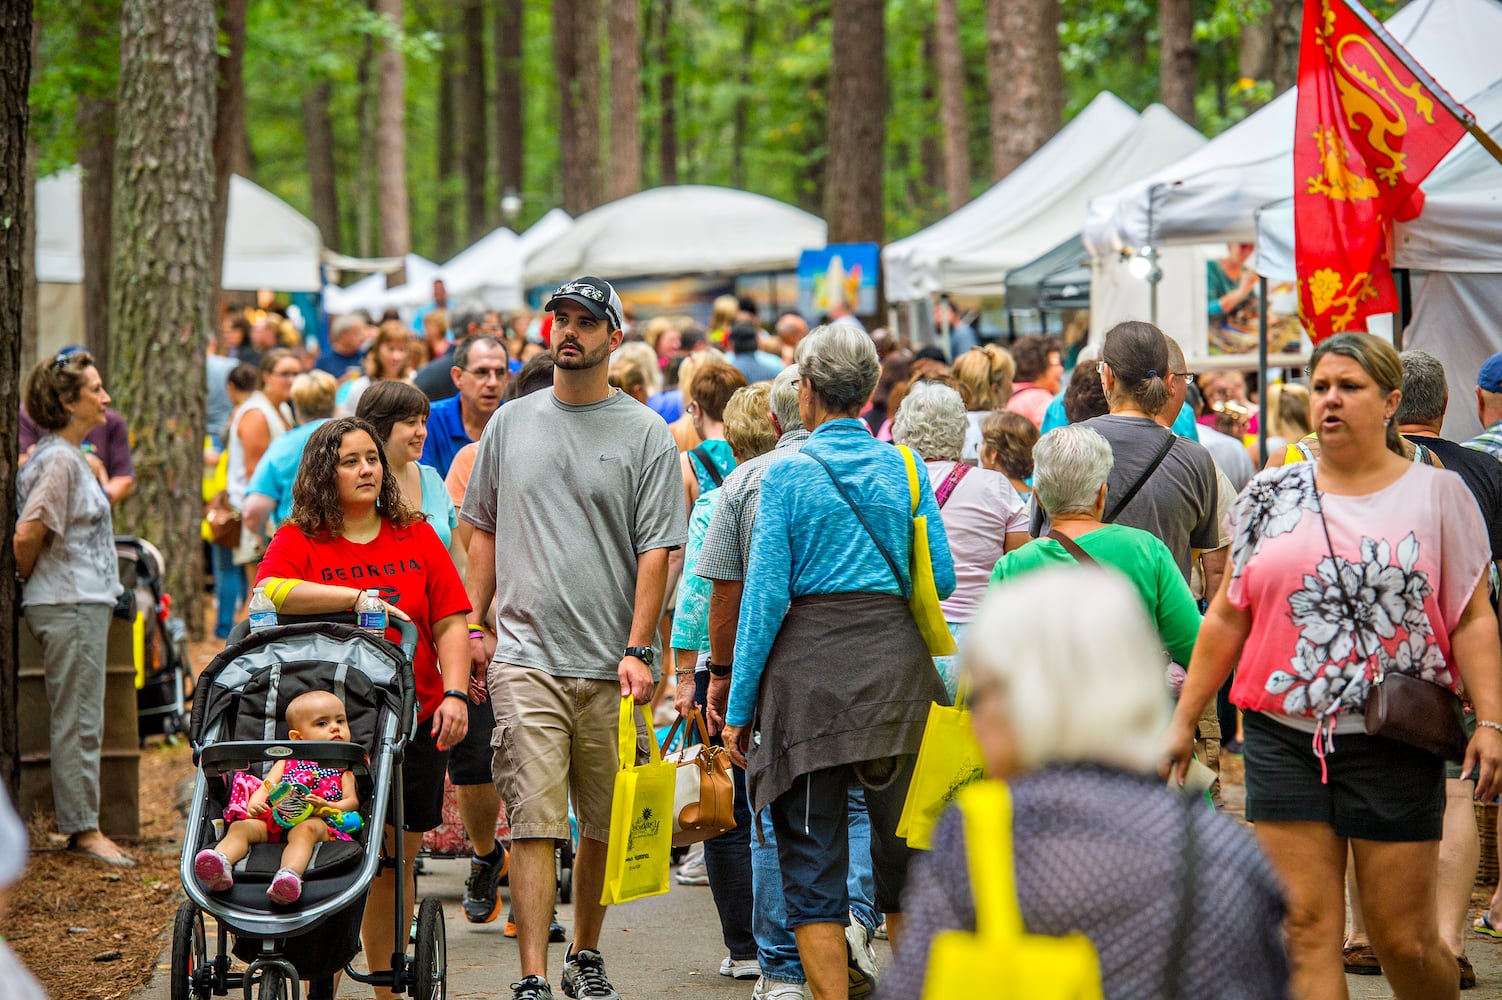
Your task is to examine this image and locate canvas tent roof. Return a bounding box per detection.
[522,186,826,286]
[35,167,324,292]
[1083,0,1502,255]
[1003,235,1092,312]
[881,94,1204,301]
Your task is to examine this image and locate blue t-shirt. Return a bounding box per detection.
[648,389,682,424]
[419,395,473,477]
[418,463,459,549]
[315,348,365,380]
[1041,397,1200,442]
[246,419,331,523]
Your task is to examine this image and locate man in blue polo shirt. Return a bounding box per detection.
[420,333,510,476]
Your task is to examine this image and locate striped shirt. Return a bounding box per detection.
[1464,420,1502,463]
[696,429,810,583]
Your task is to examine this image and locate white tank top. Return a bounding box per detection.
[227,391,289,508]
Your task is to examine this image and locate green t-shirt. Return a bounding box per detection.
[989,523,1201,665]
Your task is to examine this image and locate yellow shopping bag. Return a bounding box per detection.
[896,678,985,850]
[600,697,676,906]
[898,445,956,656]
[922,781,1103,1000]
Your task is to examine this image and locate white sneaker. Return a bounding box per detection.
[846,912,879,998]
[752,976,808,1000]
[719,956,762,980]
[674,844,709,886]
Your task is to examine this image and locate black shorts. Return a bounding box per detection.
[389,722,448,833]
[1243,712,1444,842]
[447,698,498,786]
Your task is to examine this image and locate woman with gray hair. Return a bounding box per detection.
[723,324,955,997]
[894,379,1030,697]
[992,425,1201,669]
[880,567,1288,999]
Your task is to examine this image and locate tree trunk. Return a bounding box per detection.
[436,59,458,259]
[825,0,886,245]
[656,0,678,186]
[303,80,340,251]
[19,13,37,371]
[935,0,971,210]
[211,0,249,317]
[1158,0,1198,125]
[1270,0,1302,96]
[920,26,943,210]
[460,0,487,243]
[110,0,217,642]
[77,0,120,378]
[354,10,375,259]
[1,0,35,796]
[554,0,603,214]
[375,0,409,263]
[987,0,1064,181]
[607,0,641,200]
[493,0,524,213]
[729,0,755,190]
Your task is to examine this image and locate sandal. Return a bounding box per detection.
[1342,943,1381,976]
[1475,912,1502,939]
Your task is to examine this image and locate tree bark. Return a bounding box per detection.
[1270,0,1302,96]
[460,0,488,242]
[19,13,37,371]
[1,0,35,796]
[987,0,1064,181]
[110,0,217,642]
[211,0,249,316]
[1158,0,1198,125]
[303,80,340,252]
[436,57,458,258]
[607,0,641,200]
[729,0,755,190]
[77,0,120,378]
[354,9,375,259]
[935,0,971,210]
[554,0,603,214]
[375,0,410,263]
[656,0,678,186]
[825,0,886,245]
[493,0,524,213]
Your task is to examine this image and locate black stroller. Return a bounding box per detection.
[115,535,193,740]
[173,618,445,1000]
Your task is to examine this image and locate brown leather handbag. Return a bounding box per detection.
[662,707,736,847]
[205,490,243,548]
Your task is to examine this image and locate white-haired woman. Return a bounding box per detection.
[881,567,1288,999]
[992,425,1200,669]
[724,324,955,997]
[894,378,1030,698]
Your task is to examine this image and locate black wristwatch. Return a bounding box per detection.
[707,660,733,677]
[624,645,655,667]
[443,689,470,704]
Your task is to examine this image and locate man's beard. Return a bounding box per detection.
[552,339,611,371]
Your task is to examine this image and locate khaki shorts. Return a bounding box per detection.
[488,663,647,844]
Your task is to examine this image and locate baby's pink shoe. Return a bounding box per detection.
[267,867,302,905]
[194,849,234,892]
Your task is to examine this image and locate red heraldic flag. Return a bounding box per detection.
[1294,0,1467,341]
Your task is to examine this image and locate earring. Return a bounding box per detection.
[1384,417,1392,426]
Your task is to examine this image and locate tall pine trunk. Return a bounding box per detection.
[825,0,886,245]
[375,0,410,267]
[303,80,340,251]
[436,60,458,258]
[211,0,249,315]
[729,1,755,190]
[554,0,603,214]
[20,14,38,369]
[460,0,488,242]
[354,12,375,259]
[1158,0,1198,124]
[77,0,119,377]
[110,0,217,641]
[1,0,35,794]
[987,0,1063,181]
[935,0,971,210]
[493,0,524,213]
[1270,0,1302,95]
[656,0,678,185]
[607,0,641,201]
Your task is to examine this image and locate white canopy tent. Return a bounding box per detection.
[522,186,826,287]
[882,94,1205,301]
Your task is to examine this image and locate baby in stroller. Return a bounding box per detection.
[194,690,361,904]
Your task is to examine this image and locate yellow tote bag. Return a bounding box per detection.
[600,697,676,906]
[898,445,956,656]
[896,678,985,850]
[922,781,1103,1000]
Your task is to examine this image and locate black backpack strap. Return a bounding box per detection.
[804,450,907,597]
[690,444,725,487]
[1104,429,1176,523]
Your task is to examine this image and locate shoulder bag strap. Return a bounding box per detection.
[1046,529,1098,566]
[1103,429,1177,524]
[934,462,970,509]
[690,444,725,487]
[805,450,907,597]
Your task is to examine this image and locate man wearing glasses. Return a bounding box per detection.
[420,333,511,476]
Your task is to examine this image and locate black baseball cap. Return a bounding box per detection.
[544,276,624,331]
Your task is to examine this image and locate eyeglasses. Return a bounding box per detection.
[1096,360,1109,374]
[1175,372,1196,384]
[269,370,300,379]
[462,367,508,381]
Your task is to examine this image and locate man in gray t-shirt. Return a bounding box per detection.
[460,275,685,1000]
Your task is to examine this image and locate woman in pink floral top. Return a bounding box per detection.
[1164,333,1502,1000]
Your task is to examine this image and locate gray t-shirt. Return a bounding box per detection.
[460,389,687,680]
[17,435,123,608]
[1034,414,1220,581]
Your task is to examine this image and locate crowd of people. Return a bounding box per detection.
[18,271,1502,1000]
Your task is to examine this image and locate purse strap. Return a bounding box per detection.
[663,706,711,751]
[690,444,725,487]
[1046,529,1097,566]
[1104,428,1176,523]
[958,781,1025,941]
[1311,478,1382,684]
[934,462,970,509]
[805,449,909,599]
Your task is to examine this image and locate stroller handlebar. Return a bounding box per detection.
[199,739,369,779]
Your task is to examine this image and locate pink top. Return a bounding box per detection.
[1006,384,1053,429]
[926,460,1031,622]
[1226,462,1488,725]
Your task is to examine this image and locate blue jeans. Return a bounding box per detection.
[211,544,245,638]
[694,672,757,960]
[750,784,879,984]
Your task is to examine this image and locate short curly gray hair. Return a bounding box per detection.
[1033,424,1114,517]
[796,324,879,414]
[892,380,966,462]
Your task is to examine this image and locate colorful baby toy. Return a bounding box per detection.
[265,778,364,835]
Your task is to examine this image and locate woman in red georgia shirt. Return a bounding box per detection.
[257,416,470,1000]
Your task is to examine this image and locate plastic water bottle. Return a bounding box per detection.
[355,589,387,635]
[247,586,277,633]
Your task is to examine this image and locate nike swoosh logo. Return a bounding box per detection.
[600,454,619,462]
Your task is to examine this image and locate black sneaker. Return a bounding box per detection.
[511,975,555,1000]
[561,948,621,999]
[463,847,506,924]
[502,906,567,942]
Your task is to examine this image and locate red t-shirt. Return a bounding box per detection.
[257,519,470,721]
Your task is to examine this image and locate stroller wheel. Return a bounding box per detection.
[411,897,446,1000]
[257,966,290,1000]
[169,901,205,1000]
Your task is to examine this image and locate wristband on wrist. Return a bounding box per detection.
[1478,720,1502,736]
[707,660,733,678]
[443,689,470,703]
[467,624,486,639]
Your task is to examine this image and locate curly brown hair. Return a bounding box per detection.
[289,417,422,540]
